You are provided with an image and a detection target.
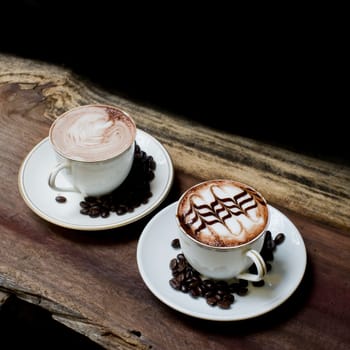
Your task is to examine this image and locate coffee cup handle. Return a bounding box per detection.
[236,250,267,282]
[48,162,78,193]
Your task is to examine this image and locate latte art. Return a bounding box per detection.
[50,105,136,162]
[177,180,269,247]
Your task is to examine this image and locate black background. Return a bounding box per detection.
[1,1,348,164]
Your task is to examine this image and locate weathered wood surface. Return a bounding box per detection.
[0,290,10,307]
[1,54,348,232]
[0,54,349,349]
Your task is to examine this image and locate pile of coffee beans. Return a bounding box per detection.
[169,231,285,309]
[78,144,156,218]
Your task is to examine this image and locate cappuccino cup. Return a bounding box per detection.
[176,179,269,281]
[48,104,136,197]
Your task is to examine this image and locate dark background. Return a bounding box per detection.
[1,1,348,165]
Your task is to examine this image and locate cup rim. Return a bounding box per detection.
[49,104,136,163]
[175,179,270,250]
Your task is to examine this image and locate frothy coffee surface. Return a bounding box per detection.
[50,105,136,161]
[177,180,269,247]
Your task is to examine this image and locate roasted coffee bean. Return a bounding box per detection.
[80,208,90,215]
[176,273,186,283]
[84,196,96,203]
[261,249,274,262]
[266,239,276,251]
[116,205,128,215]
[274,233,285,245]
[55,195,67,203]
[216,280,229,290]
[80,201,90,209]
[263,230,276,251]
[177,253,186,261]
[228,283,240,294]
[217,299,232,309]
[101,210,110,218]
[169,278,181,290]
[181,285,189,293]
[171,238,181,249]
[168,253,239,309]
[89,207,100,218]
[206,296,217,306]
[238,279,248,288]
[168,229,286,309]
[252,280,265,287]
[190,286,201,297]
[203,280,215,290]
[169,258,178,270]
[217,294,234,309]
[237,287,248,296]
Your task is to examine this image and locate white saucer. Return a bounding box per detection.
[137,202,307,321]
[18,129,174,231]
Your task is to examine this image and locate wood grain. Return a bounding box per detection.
[0,53,349,349]
[1,54,349,232]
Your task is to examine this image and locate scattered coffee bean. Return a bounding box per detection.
[260,230,275,261]
[169,230,286,309]
[77,143,156,218]
[171,238,181,249]
[55,195,67,203]
[274,233,285,245]
[169,253,247,309]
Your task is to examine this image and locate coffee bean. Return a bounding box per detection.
[89,206,100,218]
[169,258,178,270]
[206,296,217,306]
[101,210,110,218]
[217,299,232,309]
[80,201,90,209]
[168,229,286,309]
[84,196,96,203]
[55,195,67,203]
[169,278,181,290]
[238,279,248,288]
[252,280,265,287]
[190,286,201,297]
[237,287,249,296]
[274,233,285,245]
[171,238,181,249]
[168,252,241,309]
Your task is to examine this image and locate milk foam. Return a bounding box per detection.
[50,105,136,162]
[177,180,268,247]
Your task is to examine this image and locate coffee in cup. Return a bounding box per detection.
[176,179,269,281]
[48,104,136,197]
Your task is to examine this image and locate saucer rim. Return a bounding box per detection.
[18,130,174,231]
[137,202,307,321]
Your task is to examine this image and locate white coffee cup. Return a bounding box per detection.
[48,104,136,197]
[176,179,270,281]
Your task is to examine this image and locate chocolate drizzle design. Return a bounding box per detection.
[178,182,268,247]
[185,186,263,234]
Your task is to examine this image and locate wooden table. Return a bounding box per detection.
[1,54,349,349]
